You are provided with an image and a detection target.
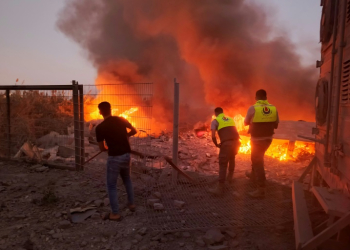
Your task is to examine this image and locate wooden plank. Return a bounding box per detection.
[292,181,314,250]
[311,186,350,217]
[298,157,316,183]
[302,211,350,250]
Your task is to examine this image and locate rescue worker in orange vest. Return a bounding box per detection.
[244,89,279,198]
[209,107,240,196]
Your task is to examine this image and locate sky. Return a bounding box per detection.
[0,0,321,86]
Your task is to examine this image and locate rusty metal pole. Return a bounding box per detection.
[79,84,85,171]
[6,90,11,158]
[172,78,179,184]
[72,81,81,171]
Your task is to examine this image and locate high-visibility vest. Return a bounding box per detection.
[216,113,236,130]
[215,113,239,143]
[250,100,277,137]
[253,101,277,123]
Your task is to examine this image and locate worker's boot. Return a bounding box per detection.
[248,187,266,198]
[208,183,225,196]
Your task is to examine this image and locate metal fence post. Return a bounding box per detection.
[172,78,180,184]
[79,84,85,171]
[6,90,11,158]
[72,81,81,171]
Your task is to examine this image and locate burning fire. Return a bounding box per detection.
[88,107,139,127]
[213,114,315,161]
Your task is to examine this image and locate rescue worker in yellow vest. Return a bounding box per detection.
[209,107,240,196]
[244,89,279,198]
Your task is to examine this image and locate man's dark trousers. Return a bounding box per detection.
[219,140,239,183]
[251,139,272,187]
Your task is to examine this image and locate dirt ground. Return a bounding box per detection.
[0,144,326,250]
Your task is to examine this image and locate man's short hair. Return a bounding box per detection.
[256,89,267,100]
[214,107,223,114]
[98,101,111,116]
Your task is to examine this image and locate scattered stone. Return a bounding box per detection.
[94,199,103,207]
[182,232,191,238]
[195,237,206,247]
[206,153,211,158]
[80,241,88,247]
[151,234,161,241]
[138,227,148,236]
[22,239,34,250]
[153,203,164,210]
[35,166,49,172]
[160,237,168,243]
[208,245,228,250]
[48,230,55,235]
[153,192,162,199]
[55,212,61,218]
[103,198,110,206]
[174,200,185,208]
[131,239,138,245]
[135,234,143,242]
[58,220,71,229]
[225,230,237,239]
[52,233,62,239]
[179,242,185,247]
[29,164,42,171]
[203,228,225,245]
[71,209,97,223]
[147,199,160,207]
[231,240,240,247]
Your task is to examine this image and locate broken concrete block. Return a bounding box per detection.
[207,245,228,250]
[138,227,148,236]
[153,203,164,210]
[153,192,162,199]
[225,230,236,239]
[57,145,75,158]
[174,200,185,208]
[147,199,160,207]
[203,228,225,245]
[93,200,103,207]
[58,220,71,229]
[103,198,110,206]
[195,237,206,247]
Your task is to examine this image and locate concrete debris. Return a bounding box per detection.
[195,237,206,247]
[182,232,191,238]
[153,191,162,199]
[206,153,211,158]
[94,199,103,207]
[71,209,97,223]
[207,245,228,250]
[153,203,164,210]
[58,220,71,229]
[35,166,49,172]
[225,230,237,239]
[203,228,225,245]
[138,227,148,236]
[174,200,185,208]
[103,198,110,206]
[135,234,143,242]
[147,199,160,207]
[57,145,75,158]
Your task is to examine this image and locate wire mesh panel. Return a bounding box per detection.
[0,88,79,167]
[82,83,154,181]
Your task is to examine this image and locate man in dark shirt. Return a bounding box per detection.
[95,101,137,221]
[208,107,240,196]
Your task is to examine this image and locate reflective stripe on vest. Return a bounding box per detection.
[252,101,277,123]
[216,113,235,130]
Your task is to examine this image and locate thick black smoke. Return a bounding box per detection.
[57,0,317,131]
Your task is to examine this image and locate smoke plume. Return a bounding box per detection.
[57,0,317,132]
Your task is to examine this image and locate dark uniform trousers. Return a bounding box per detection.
[219,140,240,183]
[251,139,272,187]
